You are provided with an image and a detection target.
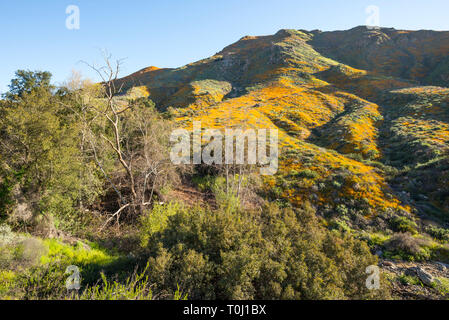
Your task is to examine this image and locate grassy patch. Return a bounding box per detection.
[397,274,423,286]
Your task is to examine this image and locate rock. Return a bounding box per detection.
[382,260,394,267]
[436,262,449,271]
[410,267,434,287]
[375,250,383,257]
[417,194,429,201]
[436,264,445,272]
[382,261,396,270]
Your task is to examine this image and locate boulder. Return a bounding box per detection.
[409,267,434,286]
[382,260,394,267]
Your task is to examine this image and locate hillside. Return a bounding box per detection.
[116,26,449,231]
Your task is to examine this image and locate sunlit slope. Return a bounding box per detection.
[116,27,449,227]
[117,29,338,109]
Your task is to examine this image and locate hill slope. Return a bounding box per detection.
[116,26,449,232]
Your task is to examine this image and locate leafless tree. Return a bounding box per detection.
[78,53,177,230]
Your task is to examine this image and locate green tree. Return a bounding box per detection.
[4,70,52,100]
[0,71,102,231]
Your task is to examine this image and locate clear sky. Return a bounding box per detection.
[1,0,448,93]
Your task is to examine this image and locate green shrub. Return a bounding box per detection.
[212,181,240,214]
[192,175,216,192]
[426,226,449,242]
[432,277,449,296]
[390,217,418,234]
[397,274,422,286]
[365,233,389,248]
[384,233,431,261]
[293,169,320,179]
[329,219,351,233]
[16,262,68,300]
[139,202,182,247]
[142,203,390,299]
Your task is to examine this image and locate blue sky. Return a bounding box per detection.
[0,0,448,93]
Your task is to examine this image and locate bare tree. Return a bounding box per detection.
[78,53,177,230]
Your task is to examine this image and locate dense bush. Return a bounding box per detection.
[384,233,431,261]
[426,226,449,242]
[389,216,418,234]
[141,202,390,299]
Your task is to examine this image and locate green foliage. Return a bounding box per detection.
[211,176,240,214]
[329,219,352,233]
[390,216,418,235]
[432,277,449,296]
[16,262,68,300]
[139,202,182,247]
[0,270,16,299]
[192,175,216,192]
[0,173,16,222]
[0,236,151,300]
[4,70,52,100]
[80,264,155,300]
[80,262,188,300]
[0,71,103,231]
[397,274,422,286]
[38,239,140,285]
[40,239,117,267]
[384,233,431,261]
[364,232,389,248]
[426,226,449,242]
[291,169,320,179]
[141,202,389,299]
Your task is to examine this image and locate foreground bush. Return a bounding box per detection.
[141,202,390,299]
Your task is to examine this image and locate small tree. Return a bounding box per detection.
[80,54,178,229]
[4,70,52,100]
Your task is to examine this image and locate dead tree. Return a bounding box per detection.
[80,53,176,230]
